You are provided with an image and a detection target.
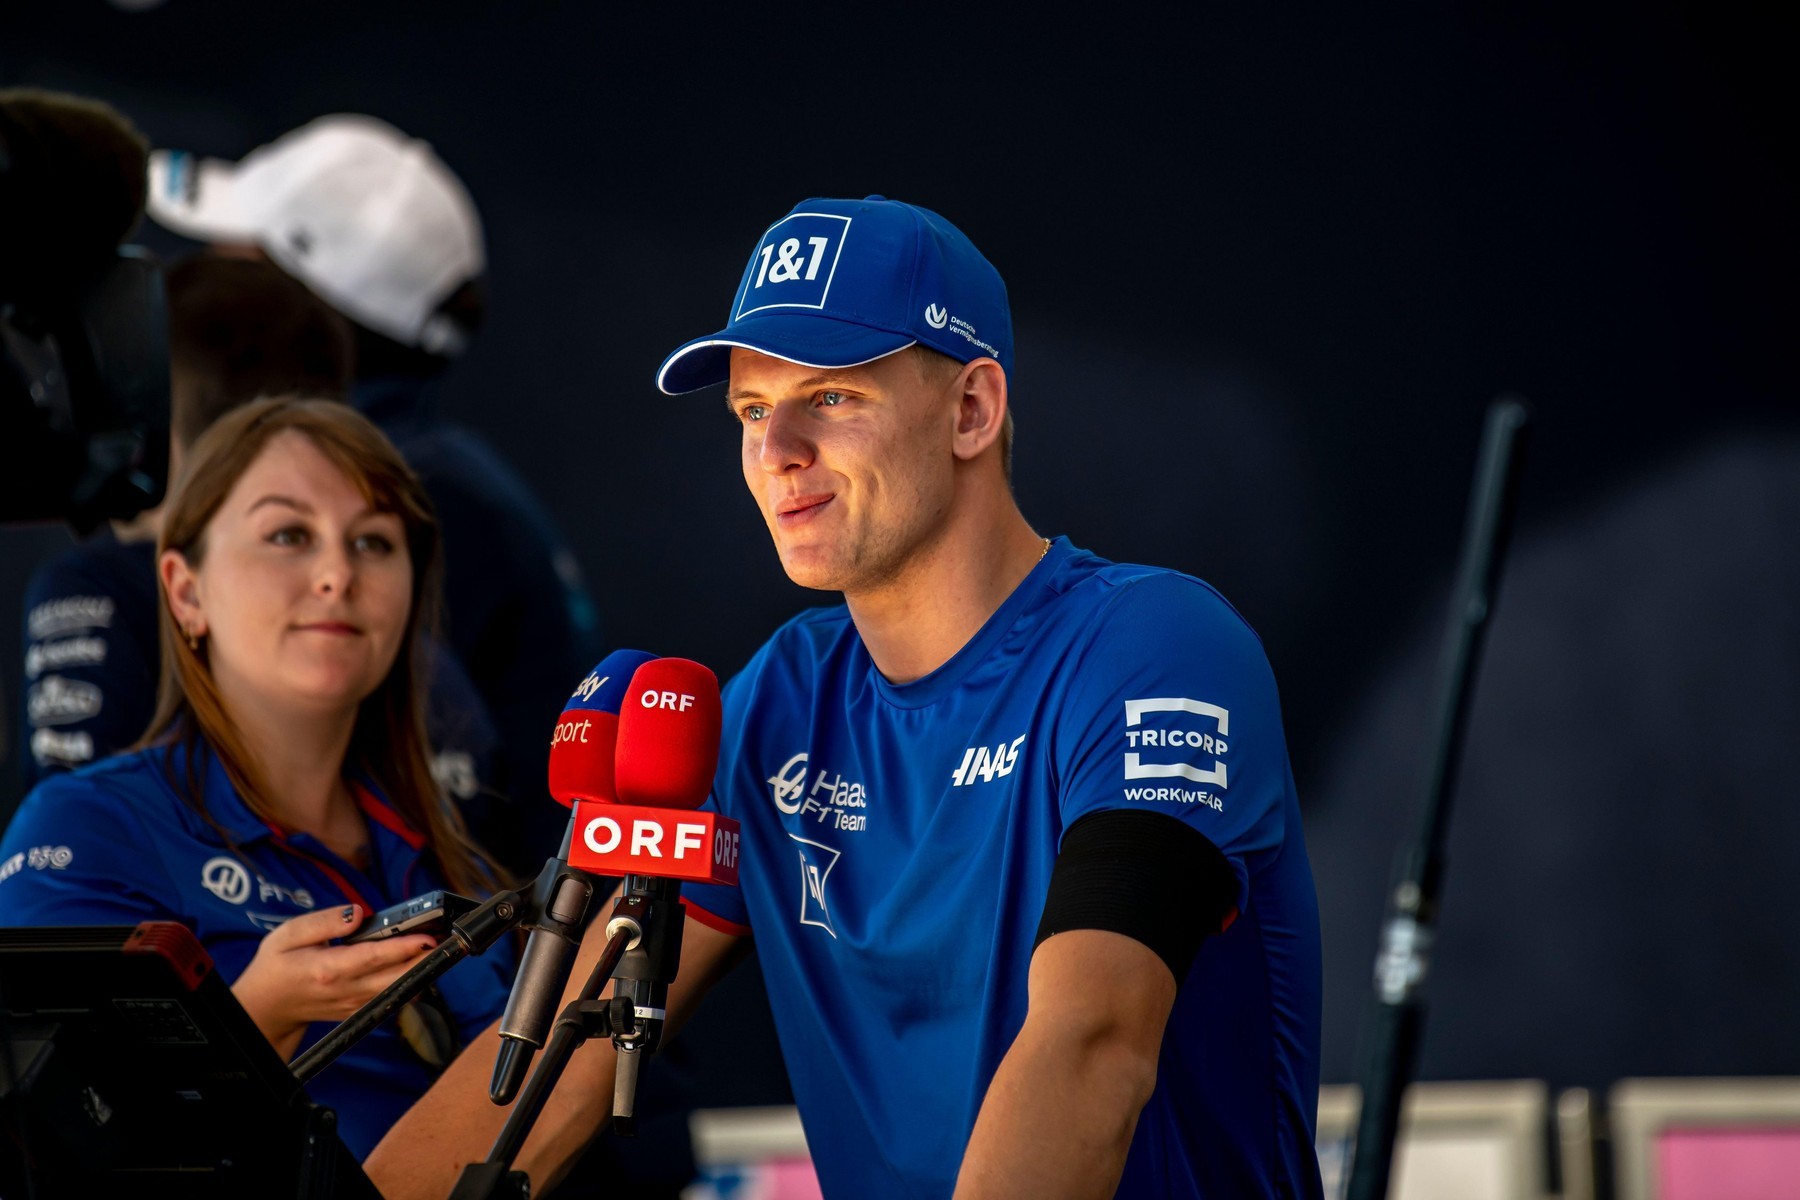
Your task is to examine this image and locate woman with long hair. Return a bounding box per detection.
[0,397,513,1158]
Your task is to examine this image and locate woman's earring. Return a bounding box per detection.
[185,627,200,652]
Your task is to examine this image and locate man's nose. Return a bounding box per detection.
[758,402,815,474]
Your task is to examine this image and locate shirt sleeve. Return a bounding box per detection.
[674,668,756,936]
[1051,573,1297,918]
[0,771,181,927]
[20,557,158,788]
[680,792,754,934]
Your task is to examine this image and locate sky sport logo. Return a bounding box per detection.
[925,303,949,329]
[571,671,606,702]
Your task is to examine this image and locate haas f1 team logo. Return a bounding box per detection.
[768,752,868,832]
[201,856,252,904]
[769,753,810,814]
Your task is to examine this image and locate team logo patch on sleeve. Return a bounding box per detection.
[1122,697,1230,810]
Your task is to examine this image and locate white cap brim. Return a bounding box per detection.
[145,149,263,244]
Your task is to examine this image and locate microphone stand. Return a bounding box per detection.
[292,888,522,1085]
[291,809,622,1086]
[449,878,682,1200]
[1345,397,1530,1200]
[489,825,613,1105]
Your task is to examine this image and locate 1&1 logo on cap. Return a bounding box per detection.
[736,213,852,319]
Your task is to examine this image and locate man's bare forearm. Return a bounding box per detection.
[952,1018,1157,1199]
[363,975,620,1198]
[953,930,1174,1200]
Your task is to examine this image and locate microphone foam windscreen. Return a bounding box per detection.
[547,648,658,807]
[614,658,722,810]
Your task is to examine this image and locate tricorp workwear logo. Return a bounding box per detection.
[1122,697,1230,787]
[736,213,852,319]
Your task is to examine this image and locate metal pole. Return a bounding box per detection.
[1345,397,1530,1200]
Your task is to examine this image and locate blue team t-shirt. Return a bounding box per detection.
[0,742,514,1161]
[682,538,1323,1199]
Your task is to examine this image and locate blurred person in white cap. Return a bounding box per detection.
[145,115,601,876]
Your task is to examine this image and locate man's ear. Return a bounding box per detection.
[951,358,1008,465]
[159,548,206,638]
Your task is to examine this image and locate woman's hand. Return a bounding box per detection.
[232,904,437,1060]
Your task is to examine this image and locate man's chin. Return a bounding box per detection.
[775,545,850,594]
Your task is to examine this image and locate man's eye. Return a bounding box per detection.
[818,391,846,407]
[269,526,309,547]
[739,404,769,423]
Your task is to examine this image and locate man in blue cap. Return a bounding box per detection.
[371,197,1323,1199]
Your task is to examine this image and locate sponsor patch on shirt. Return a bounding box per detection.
[27,676,103,726]
[200,856,252,905]
[25,635,107,678]
[789,834,841,939]
[1122,697,1230,808]
[768,752,868,833]
[31,727,95,768]
[0,845,74,885]
[949,734,1027,787]
[28,595,114,640]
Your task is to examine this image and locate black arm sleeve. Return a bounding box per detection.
[1033,809,1239,982]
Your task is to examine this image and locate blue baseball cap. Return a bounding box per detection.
[656,195,1012,395]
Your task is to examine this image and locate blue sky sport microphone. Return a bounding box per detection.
[490,647,656,1106]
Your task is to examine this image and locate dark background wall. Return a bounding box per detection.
[4,0,1793,1100]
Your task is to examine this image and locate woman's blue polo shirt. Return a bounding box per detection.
[0,742,513,1160]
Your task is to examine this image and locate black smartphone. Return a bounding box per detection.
[342,890,474,945]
